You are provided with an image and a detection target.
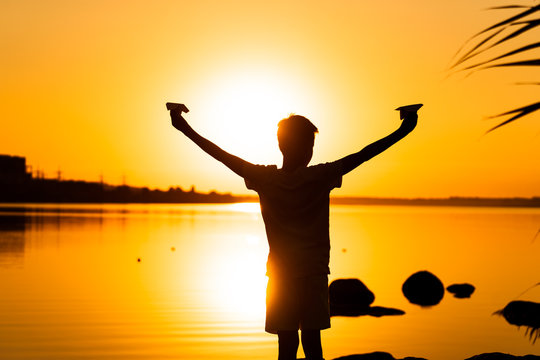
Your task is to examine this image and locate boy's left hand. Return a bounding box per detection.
[400,113,418,133]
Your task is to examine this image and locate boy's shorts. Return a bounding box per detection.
[265,274,330,334]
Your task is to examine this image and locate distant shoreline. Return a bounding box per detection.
[1,194,539,208]
[2,154,539,208]
[330,196,540,208]
[1,179,539,208]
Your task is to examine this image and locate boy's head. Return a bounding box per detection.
[277,114,318,167]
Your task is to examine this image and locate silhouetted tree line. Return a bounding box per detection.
[1,178,538,206]
[0,178,255,204]
[1,155,538,206]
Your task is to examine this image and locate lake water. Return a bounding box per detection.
[0,203,538,360]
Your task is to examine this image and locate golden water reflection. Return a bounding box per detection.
[0,204,538,360]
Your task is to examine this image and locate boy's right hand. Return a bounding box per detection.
[400,113,418,133]
[170,109,190,133]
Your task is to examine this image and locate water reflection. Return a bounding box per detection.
[0,204,538,360]
[0,214,26,267]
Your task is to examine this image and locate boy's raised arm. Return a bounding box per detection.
[169,109,253,178]
[337,113,417,175]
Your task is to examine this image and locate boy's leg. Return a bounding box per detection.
[301,330,323,360]
[277,330,299,360]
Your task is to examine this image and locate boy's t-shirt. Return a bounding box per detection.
[243,162,343,279]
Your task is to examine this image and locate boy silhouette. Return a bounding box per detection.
[169,108,417,360]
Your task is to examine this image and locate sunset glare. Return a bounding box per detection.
[1,0,539,197]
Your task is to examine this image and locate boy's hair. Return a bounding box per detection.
[277,115,318,152]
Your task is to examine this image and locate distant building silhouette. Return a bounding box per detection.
[0,154,255,203]
[0,155,31,185]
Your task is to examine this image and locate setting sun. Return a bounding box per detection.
[189,66,323,164]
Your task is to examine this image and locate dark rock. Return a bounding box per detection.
[494,300,540,343]
[465,352,540,360]
[365,306,405,317]
[333,352,395,360]
[329,278,375,310]
[330,304,405,318]
[446,283,475,298]
[496,300,540,327]
[402,271,444,307]
[333,352,427,360]
[329,279,403,318]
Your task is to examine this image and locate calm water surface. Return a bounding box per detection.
[0,203,538,359]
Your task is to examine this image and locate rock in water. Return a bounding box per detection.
[366,306,405,317]
[466,353,540,360]
[333,352,395,360]
[447,283,475,298]
[329,279,405,318]
[329,278,375,310]
[402,270,444,307]
[333,352,428,360]
[494,300,540,343]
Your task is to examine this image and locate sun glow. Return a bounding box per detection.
[191,67,321,164]
[214,261,267,318]
[227,202,261,214]
[209,234,268,319]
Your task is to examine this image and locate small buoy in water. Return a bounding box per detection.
[137,258,141,262]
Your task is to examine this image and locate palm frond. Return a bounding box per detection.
[482,59,540,70]
[461,42,540,71]
[476,4,540,36]
[451,28,506,68]
[487,5,533,10]
[533,228,540,243]
[514,282,540,300]
[491,19,540,48]
[451,3,540,131]
[486,101,540,133]
[452,18,540,70]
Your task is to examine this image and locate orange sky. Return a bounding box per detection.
[1,0,539,197]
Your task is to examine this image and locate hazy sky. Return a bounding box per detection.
[1,0,539,197]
